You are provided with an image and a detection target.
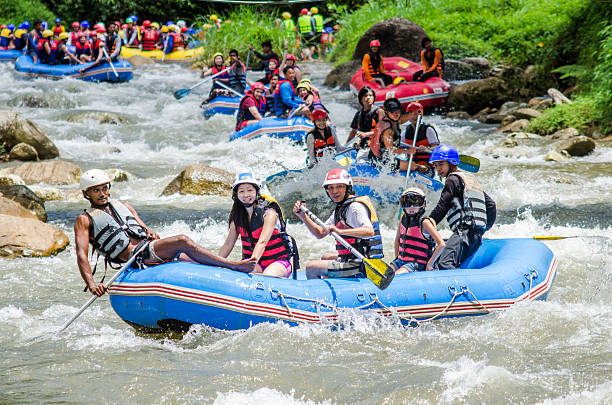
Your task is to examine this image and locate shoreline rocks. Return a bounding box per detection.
[162,165,233,196]
[0,111,59,160]
[0,214,69,258]
[0,161,82,185]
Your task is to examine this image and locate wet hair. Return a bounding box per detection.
[269,73,280,81]
[358,86,375,106]
[229,49,238,56]
[283,66,295,74]
[34,20,42,26]
[261,40,272,48]
[421,37,431,48]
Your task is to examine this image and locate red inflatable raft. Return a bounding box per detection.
[350,56,450,109]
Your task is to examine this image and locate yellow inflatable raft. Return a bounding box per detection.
[120,47,203,62]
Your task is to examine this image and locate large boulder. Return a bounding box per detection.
[554,136,595,157]
[351,18,427,62]
[498,119,530,133]
[127,55,155,66]
[512,108,541,120]
[447,77,511,115]
[0,160,81,185]
[9,142,39,161]
[0,185,46,221]
[0,111,59,160]
[27,184,63,202]
[444,59,477,81]
[0,214,69,258]
[0,195,38,219]
[551,127,580,140]
[62,110,133,125]
[323,60,361,90]
[161,165,233,196]
[0,174,25,186]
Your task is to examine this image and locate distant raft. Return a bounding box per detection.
[108,238,558,332]
[0,49,23,62]
[229,116,314,142]
[201,94,240,118]
[14,55,132,83]
[120,47,203,63]
[350,56,451,109]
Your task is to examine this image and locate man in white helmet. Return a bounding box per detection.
[293,168,384,279]
[74,169,257,297]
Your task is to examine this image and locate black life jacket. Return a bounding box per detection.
[354,108,378,148]
[423,47,444,73]
[402,122,439,166]
[367,50,382,75]
[309,126,335,157]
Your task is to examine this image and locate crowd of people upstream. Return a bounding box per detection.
[0,16,199,68]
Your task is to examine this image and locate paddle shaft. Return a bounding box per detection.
[402,111,423,192]
[58,243,148,333]
[298,206,385,278]
[102,47,119,78]
[161,35,169,62]
[245,49,251,71]
[214,80,244,97]
[189,66,231,91]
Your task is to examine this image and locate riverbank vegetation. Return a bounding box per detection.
[329,0,611,135]
[0,1,54,23]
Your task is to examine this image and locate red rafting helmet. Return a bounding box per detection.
[142,20,151,28]
[72,21,80,28]
[181,26,187,32]
[300,8,309,15]
[312,109,328,121]
[0,24,6,30]
[97,26,106,33]
[370,39,381,48]
[286,53,296,61]
[405,102,423,113]
[251,82,266,92]
[121,24,127,30]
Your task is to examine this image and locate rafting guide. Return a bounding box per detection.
[74,169,256,297]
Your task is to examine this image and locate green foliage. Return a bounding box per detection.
[194,7,288,65]
[329,0,582,65]
[552,65,590,81]
[527,98,595,135]
[0,1,55,24]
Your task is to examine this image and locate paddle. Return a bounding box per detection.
[299,205,395,290]
[102,47,119,79]
[214,80,245,97]
[401,110,423,195]
[533,235,609,241]
[288,104,306,118]
[458,154,480,173]
[161,34,169,62]
[58,242,149,333]
[245,48,251,71]
[174,66,231,99]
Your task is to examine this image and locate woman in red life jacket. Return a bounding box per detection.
[256,58,280,85]
[201,52,231,101]
[140,20,158,51]
[219,171,295,278]
[392,188,445,273]
[75,33,92,62]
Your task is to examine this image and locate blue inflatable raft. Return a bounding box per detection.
[108,238,557,332]
[0,49,24,61]
[14,55,133,83]
[201,95,240,118]
[230,116,314,142]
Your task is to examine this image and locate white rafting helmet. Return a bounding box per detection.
[177,20,186,27]
[80,169,110,191]
[232,170,261,191]
[322,168,352,188]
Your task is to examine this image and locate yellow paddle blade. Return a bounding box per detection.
[337,156,353,167]
[533,236,572,240]
[363,258,395,290]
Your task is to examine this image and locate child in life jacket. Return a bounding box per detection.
[306,109,348,168]
[392,188,445,273]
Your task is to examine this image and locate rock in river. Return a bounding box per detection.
[0,214,69,258]
[162,165,233,196]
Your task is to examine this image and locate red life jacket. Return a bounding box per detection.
[141,29,157,51]
[236,198,291,269]
[170,32,181,52]
[333,196,384,262]
[309,126,335,157]
[236,92,267,130]
[397,214,433,264]
[402,122,439,166]
[52,25,64,38]
[273,79,295,95]
[370,117,401,158]
[75,40,91,57]
[70,31,79,44]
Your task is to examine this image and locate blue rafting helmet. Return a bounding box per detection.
[22,21,30,29]
[42,21,48,30]
[187,28,195,35]
[130,15,138,22]
[81,20,89,29]
[429,144,460,165]
[8,24,15,31]
[166,20,174,26]
[55,18,61,23]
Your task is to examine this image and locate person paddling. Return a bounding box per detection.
[75,170,256,297]
[219,171,298,278]
[427,145,496,269]
[401,102,440,177]
[235,82,267,130]
[293,169,384,279]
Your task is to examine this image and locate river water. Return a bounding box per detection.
[0,61,610,404]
